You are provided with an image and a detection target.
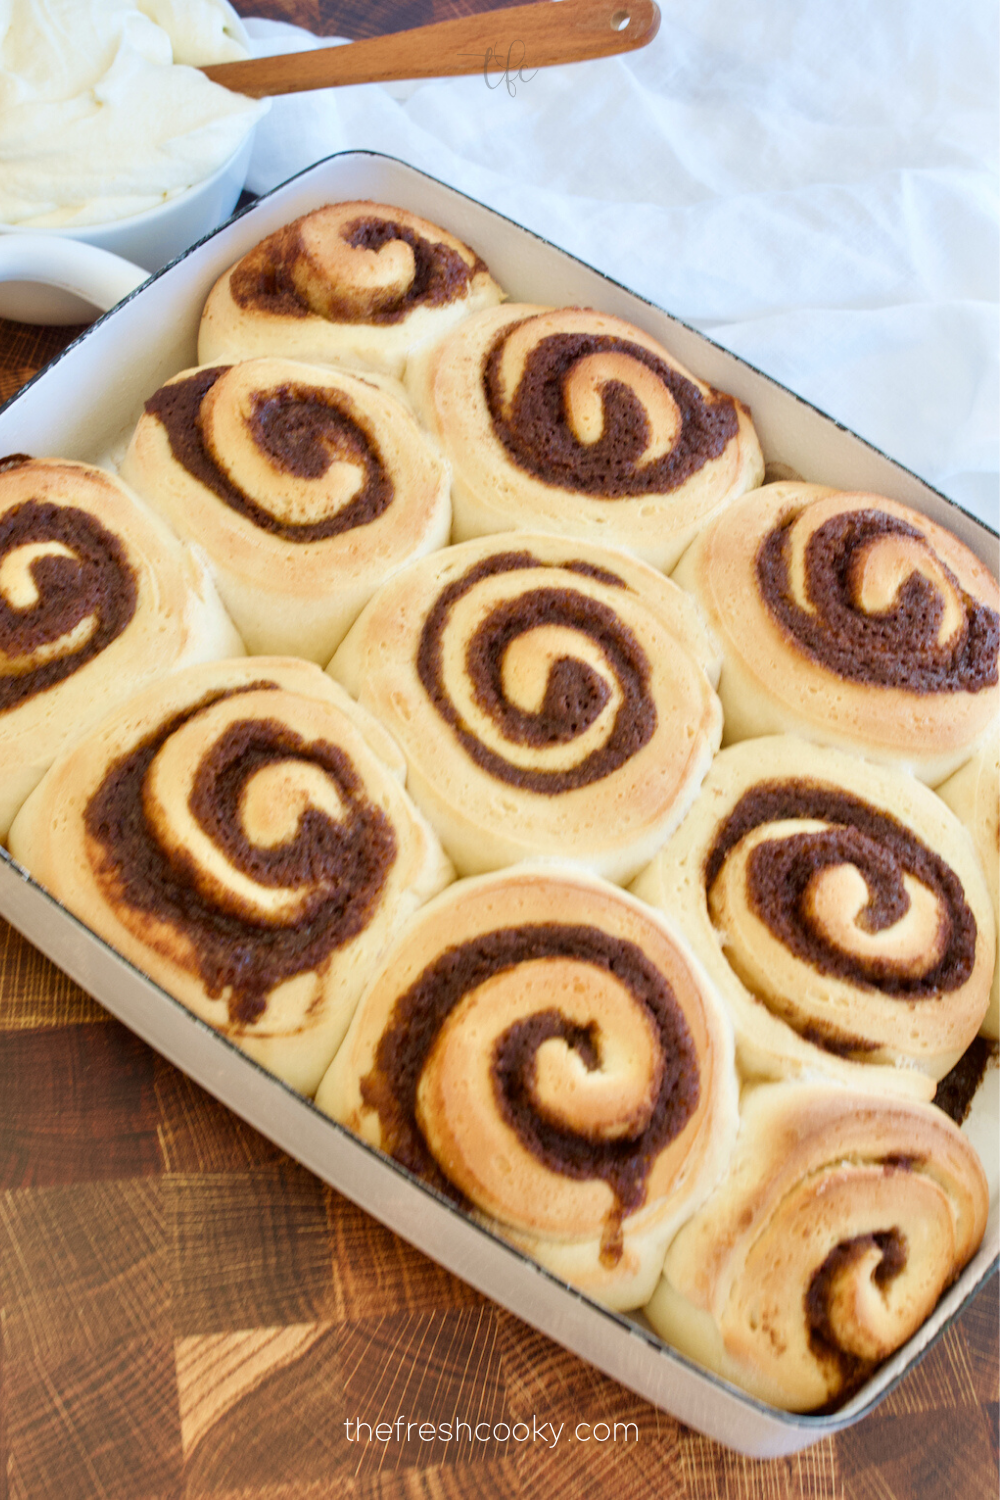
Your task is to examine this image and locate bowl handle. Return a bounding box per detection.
[0,236,149,325]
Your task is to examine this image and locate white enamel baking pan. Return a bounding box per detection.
[0,151,996,1459]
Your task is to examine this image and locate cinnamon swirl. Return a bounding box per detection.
[646,1081,989,1410]
[327,533,723,882]
[315,865,738,1309]
[120,358,451,662]
[7,657,454,1094]
[672,482,1000,783]
[0,455,242,841]
[405,304,764,571]
[632,737,996,1097]
[198,202,505,377]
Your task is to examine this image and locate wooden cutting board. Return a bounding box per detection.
[0,2,997,1493]
[0,913,995,1499]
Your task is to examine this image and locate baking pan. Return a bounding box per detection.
[0,150,996,1458]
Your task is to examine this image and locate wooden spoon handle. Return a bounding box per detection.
[201,0,660,99]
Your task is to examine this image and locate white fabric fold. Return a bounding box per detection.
[242,4,998,526]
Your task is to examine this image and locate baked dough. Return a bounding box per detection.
[198,201,505,377]
[0,455,242,841]
[632,736,996,1096]
[405,303,764,571]
[315,864,738,1310]
[328,533,723,883]
[646,1081,989,1411]
[937,742,1000,1038]
[8,656,454,1094]
[120,358,451,662]
[672,482,1000,784]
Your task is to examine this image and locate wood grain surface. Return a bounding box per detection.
[0,2,997,1496]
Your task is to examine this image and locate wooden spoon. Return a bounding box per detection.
[201,0,660,99]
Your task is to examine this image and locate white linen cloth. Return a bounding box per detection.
[242,2,998,530]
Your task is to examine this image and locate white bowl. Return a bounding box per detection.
[0,127,256,325]
[0,0,258,324]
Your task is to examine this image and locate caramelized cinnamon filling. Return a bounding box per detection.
[146,368,393,541]
[416,551,655,793]
[805,1225,908,1400]
[934,1036,998,1124]
[484,328,738,495]
[230,215,481,323]
[341,216,482,315]
[706,781,976,1001]
[84,687,397,1025]
[359,922,700,1263]
[756,509,998,691]
[0,498,137,713]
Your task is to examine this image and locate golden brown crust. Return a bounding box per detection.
[198,202,505,378]
[328,533,723,883]
[672,483,1000,783]
[646,1081,989,1410]
[405,304,764,571]
[938,743,1000,1038]
[120,358,451,662]
[632,736,995,1094]
[7,657,454,1095]
[315,865,738,1309]
[0,456,243,840]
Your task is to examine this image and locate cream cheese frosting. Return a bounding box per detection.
[0,0,265,227]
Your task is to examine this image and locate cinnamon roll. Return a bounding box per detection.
[198,202,505,377]
[120,358,451,662]
[646,1081,989,1411]
[0,455,243,842]
[7,657,454,1095]
[327,533,723,883]
[315,865,738,1309]
[632,737,996,1098]
[405,304,764,572]
[938,743,1000,1039]
[672,482,1000,784]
